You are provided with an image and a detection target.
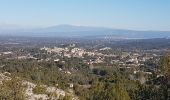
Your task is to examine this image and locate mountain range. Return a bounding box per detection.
[0,24,170,39]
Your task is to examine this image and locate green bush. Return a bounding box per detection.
[33,85,47,94]
[0,77,25,100]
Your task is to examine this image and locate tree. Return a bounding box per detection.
[89,79,130,100]
[159,55,170,99]
[160,55,170,76]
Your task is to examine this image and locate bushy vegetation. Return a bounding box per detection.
[0,54,170,99]
[0,76,25,100]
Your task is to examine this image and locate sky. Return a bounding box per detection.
[0,0,170,31]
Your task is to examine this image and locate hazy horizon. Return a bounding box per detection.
[0,24,170,32]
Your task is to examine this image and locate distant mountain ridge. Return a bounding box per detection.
[0,24,170,39]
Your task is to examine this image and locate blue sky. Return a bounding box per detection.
[0,0,170,31]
